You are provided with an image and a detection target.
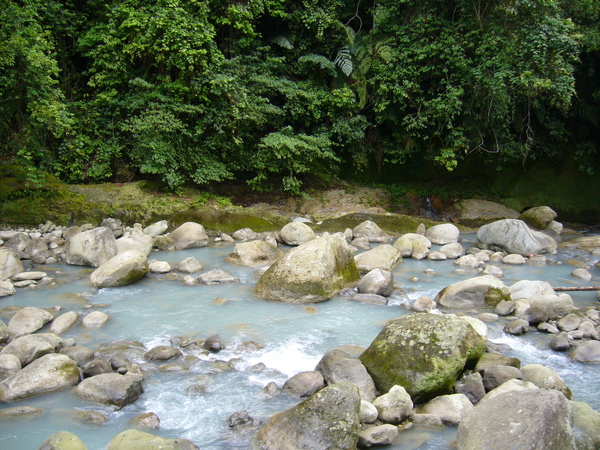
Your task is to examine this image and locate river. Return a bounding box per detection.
[0,232,599,449]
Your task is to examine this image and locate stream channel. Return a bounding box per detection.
[1,232,599,449]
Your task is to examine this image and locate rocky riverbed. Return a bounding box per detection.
[1,197,600,449]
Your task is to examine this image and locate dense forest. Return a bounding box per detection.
[1,0,599,194]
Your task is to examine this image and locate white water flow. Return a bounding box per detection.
[0,235,599,449]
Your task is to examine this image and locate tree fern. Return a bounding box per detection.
[334,46,353,76]
[271,35,293,49]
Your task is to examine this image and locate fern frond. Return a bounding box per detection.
[271,35,293,49]
[334,47,353,76]
[298,54,337,75]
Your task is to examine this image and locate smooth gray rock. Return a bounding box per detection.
[477,219,557,256]
[482,365,523,391]
[315,349,377,402]
[425,223,460,245]
[0,249,24,281]
[414,393,473,425]
[282,371,325,397]
[76,366,144,409]
[255,382,361,450]
[357,268,394,297]
[90,249,149,288]
[435,275,510,309]
[175,256,203,273]
[0,354,22,379]
[49,311,79,335]
[521,363,572,399]
[352,220,391,243]
[116,234,153,256]
[7,307,54,336]
[143,220,168,238]
[280,222,316,246]
[168,222,208,250]
[224,240,284,267]
[571,400,600,450]
[358,424,399,447]
[197,269,239,285]
[354,244,402,274]
[0,280,16,298]
[1,333,63,366]
[569,340,600,363]
[64,227,118,267]
[372,385,413,424]
[59,345,94,366]
[144,345,182,361]
[0,353,79,402]
[457,389,575,449]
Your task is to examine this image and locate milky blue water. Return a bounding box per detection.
[1,235,599,449]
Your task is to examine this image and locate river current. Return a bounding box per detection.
[1,233,599,449]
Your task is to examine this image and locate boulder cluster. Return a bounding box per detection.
[1,204,599,449]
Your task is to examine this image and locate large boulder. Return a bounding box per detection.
[7,307,54,337]
[0,353,79,402]
[90,249,149,288]
[38,431,87,450]
[447,199,519,227]
[520,364,572,399]
[414,393,473,425]
[568,341,600,363]
[435,276,510,309]
[518,206,557,230]
[1,333,63,366]
[0,280,16,298]
[360,314,486,403]
[457,389,575,449]
[64,227,118,267]
[571,400,600,450]
[106,429,197,450]
[255,382,361,449]
[354,244,402,274]
[372,385,413,424]
[425,223,460,245]
[224,240,284,267]
[254,235,360,303]
[143,220,168,238]
[315,349,377,402]
[352,220,391,243]
[357,269,394,297]
[477,219,557,256]
[168,222,208,250]
[280,222,316,246]
[0,249,24,281]
[116,234,153,256]
[510,280,575,320]
[76,366,144,409]
[49,311,80,335]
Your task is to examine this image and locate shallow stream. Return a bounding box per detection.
[1,233,599,449]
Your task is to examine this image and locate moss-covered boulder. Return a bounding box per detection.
[359,314,485,403]
[255,382,361,449]
[0,354,80,402]
[106,429,197,450]
[518,206,557,230]
[39,430,88,450]
[254,234,360,303]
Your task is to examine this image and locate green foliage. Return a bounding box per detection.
[0,0,598,192]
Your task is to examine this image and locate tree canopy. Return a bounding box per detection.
[1,0,598,193]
